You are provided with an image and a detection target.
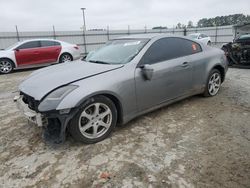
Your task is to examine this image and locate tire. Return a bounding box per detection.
[207,41,211,46]
[69,95,117,144]
[0,58,14,74]
[59,53,73,63]
[203,69,222,97]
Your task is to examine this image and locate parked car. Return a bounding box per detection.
[0,39,81,74]
[188,33,211,45]
[14,34,228,144]
[221,23,250,66]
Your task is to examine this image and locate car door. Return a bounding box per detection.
[135,37,199,111]
[15,41,41,66]
[40,40,62,64]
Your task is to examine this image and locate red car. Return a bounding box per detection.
[0,39,81,74]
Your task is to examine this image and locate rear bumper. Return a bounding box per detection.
[14,95,48,127]
[72,50,81,61]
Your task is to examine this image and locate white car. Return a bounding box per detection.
[0,39,81,74]
[188,33,212,45]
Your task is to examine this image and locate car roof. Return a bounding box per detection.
[20,38,62,43]
[115,33,205,47]
[116,33,205,45]
[117,33,194,40]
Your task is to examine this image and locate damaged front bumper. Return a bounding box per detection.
[14,95,48,127]
[14,95,78,144]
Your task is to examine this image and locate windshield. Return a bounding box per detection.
[239,34,250,39]
[85,39,148,64]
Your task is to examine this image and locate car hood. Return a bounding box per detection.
[19,60,124,100]
[0,50,10,55]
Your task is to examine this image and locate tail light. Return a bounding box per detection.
[74,45,79,50]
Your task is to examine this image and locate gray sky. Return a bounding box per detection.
[0,0,249,31]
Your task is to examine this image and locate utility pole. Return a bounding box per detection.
[15,25,20,42]
[81,8,87,54]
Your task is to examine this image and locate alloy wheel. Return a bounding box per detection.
[61,54,72,62]
[78,102,112,139]
[208,72,221,96]
[0,60,12,74]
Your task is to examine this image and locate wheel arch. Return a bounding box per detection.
[74,92,124,125]
[102,93,123,125]
[0,57,16,68]
[212,65,225,82]
[59,52,73,62]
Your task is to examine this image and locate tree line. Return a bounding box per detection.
[152,14,250,29]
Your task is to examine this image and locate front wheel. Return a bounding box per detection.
[0,59,14,74]
[69,95,117,144]
[203,69,222,97]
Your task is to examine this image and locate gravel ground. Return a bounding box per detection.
[0,68,249,188]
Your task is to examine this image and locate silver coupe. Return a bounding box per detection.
[14,34,228,144]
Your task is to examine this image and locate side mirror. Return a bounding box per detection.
[14,49,20,52]
[139,64,154,80]
[198,36,202,39]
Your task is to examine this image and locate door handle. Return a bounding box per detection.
[181,62,189,67]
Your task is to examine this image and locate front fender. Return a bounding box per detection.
[54,67,137,123]
[56,86,124,111]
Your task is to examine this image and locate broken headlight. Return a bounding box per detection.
[38,85,78,112]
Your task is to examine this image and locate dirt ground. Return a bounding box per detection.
[0,67,249,188]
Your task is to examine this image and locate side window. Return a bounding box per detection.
[17,41,41,50]
[201,34,208,38]
[181,39,202,55]
[141,38,202,65]
[41,40,60,47]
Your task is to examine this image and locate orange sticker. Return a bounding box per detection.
[192,44,197,51]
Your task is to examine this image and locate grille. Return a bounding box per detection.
[21,92,40,112]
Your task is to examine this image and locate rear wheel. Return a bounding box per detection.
[0,59,14,74]
[204,69,221,97]
[69,95,117,144]
[59,53,73,63]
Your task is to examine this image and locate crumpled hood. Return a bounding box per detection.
[19,60,123,100]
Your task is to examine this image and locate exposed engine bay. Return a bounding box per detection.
[222,23,250,66]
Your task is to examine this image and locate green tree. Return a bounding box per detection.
[152,26,168,30]
[197,14,250,27]
[176,23,182,29]
[187,21,194,28]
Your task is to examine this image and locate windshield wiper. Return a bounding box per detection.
[88,60,111,64]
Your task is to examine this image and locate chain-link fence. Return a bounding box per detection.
[0,25,233,54]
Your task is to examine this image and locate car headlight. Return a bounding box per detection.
[38,85,78,112]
